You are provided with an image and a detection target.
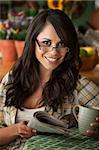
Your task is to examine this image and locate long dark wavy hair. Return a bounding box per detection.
[5,9,81,111]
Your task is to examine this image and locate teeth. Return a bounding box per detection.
[46,57,58,62]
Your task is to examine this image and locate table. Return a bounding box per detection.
[0,60,99,84]
[23,128,99,150]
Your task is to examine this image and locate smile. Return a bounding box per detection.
[45,57,59,62]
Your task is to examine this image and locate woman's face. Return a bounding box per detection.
[35,22,68,72]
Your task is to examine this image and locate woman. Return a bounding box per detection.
[0,9,99,146]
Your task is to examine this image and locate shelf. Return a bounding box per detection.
[80,64,99,84]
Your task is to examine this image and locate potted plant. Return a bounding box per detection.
[13,29,26,58]
[8,11,27,58]
[80,47,98,71]
[0,20,17,62]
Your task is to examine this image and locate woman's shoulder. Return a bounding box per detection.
[76,76,91,91]
[0,71,12,95]
[75,76,99,106]
[0,71,10,83]
[76,76,99,92]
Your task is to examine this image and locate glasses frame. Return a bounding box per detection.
[36,39,69,52]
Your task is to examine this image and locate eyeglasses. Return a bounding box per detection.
[36,39,69,52]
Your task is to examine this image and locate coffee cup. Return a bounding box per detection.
[73,105,99,135]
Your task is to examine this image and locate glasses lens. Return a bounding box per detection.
[41,45,69,52]
[36,40,69,52]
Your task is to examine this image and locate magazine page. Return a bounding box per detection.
[34,111,68,128]
[28,111,69,135]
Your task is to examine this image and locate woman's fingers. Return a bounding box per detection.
[90,122,99,128]
[86,129,99,138]
[16,121,37,138]
[19,128,37,138]
[96,117,99,121]
[23,120,29,125]
[85,117,99,138]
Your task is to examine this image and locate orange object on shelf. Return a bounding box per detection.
[14,40,25,58]
[0,59,15,81]
[0,40,17,62]
[80,47,99,71]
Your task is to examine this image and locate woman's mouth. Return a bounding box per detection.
[45,57,59,62]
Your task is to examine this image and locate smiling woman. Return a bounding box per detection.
[0,9,99,148]
[35,22,69,71]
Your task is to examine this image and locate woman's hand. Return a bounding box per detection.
[16,121,37,138]
[86,117,99,138]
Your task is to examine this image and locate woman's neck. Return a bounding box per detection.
[39,66,52,85]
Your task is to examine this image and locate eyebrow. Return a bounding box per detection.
[39,38,62,43]
[40,38,51,41]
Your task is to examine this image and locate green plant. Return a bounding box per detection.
[80,48,88,57]
[0,20,16,40]
[0,30,7,39]
[0,11,28,40]
[12,29,26,41]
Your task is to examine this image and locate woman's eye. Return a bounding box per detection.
[42,41,51,46]
[57,42,65,48]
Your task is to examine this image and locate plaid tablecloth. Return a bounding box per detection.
[23,128,99,150]
[0,128,99,150]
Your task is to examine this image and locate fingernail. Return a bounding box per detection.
[90,123,93,127]
[86,130,89,133]
[32,129,36,133]
[96,117,99,121]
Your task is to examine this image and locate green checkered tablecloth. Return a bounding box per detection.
[23,128,99,150]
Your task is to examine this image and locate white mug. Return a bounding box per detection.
[73,105,99,135]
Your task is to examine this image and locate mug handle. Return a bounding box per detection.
[73,105,80,122]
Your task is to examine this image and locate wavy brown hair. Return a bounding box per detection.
[5,9,80,111]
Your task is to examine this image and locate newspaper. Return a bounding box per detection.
[28,111,69,135]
